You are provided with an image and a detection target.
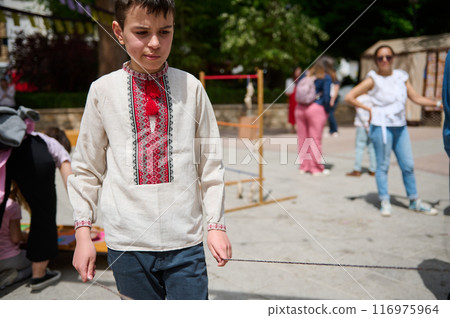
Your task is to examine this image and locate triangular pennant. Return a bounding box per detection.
[67,0,76,11]
[43,17,52,30]
[0,11,6,24]
[64,20,74,34]
[84,5,92,16]
[75,21,85,34]
[76,3,85,15]
[28,15,36,28]
[54,19,65,33]
[85,22,94,34]
[11,13,20,26]
[91,9,99,21]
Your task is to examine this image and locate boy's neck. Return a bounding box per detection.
[123,61,169,80]
[128,60,167,75]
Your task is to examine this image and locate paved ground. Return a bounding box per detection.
[1,126,449,300]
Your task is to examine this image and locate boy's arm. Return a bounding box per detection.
[67,82,108,230]
[67,83,107,280]
[195,83,232,265]
[73,227,97,282]
[207,230,232,267]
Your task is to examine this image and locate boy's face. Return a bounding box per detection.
[113,5,174,74]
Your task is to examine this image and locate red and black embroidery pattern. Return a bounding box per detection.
[124,63,173,185]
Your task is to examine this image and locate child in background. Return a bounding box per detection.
[346,94,376,177]
[0,184,31,289]
[6,120,72,291]
[69,0,231,300]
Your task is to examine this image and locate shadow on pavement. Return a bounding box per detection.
[444,205,450,216]
[346,192,443,211]
[418,259,450,300]
[209,289,314,300]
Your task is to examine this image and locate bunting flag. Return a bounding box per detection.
[85,21,94,34]
[64,20,74,34]
[0,10,6,24]
[54,19,65,33]
[28,15,36,28]
[11,12,20,26]
[0,5,98,36]
[67,0,76,11]
[75,21,85,34]
[0,3,106,36]
[60,0,108,22]
[43,17,52,30]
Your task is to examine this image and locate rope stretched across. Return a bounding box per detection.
[225,258,450,273]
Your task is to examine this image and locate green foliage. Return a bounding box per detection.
[295,0,450,59]
[220,0,328,74]
[169,0,233,74]
[16,91,88,109]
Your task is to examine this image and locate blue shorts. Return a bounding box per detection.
[107,243,208,300]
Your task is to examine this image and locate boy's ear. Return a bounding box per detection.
[112,21,125,45]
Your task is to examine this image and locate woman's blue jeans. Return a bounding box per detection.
[369,125,418,201]
[107,243,208,300]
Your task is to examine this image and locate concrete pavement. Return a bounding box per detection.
[1,126,448,300]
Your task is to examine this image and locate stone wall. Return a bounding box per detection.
[34,102,356,132]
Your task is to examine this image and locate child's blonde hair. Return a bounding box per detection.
[10,181,31,215]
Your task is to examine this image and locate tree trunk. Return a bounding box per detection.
[95,0,128,77]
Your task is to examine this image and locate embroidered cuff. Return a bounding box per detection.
[208,223,227,232]
[74,219,92,230]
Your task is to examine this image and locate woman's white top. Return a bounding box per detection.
[367,69,408,127]
[367,69,408,143]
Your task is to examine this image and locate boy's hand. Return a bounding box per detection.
[73,227,97,282]
[207,230,232,267]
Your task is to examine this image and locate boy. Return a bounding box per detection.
[68,0,231,300]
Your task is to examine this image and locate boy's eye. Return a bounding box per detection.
[136,31,148,35]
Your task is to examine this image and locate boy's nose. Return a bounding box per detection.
[148,35,160,49]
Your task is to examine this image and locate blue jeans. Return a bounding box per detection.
[107,243,208,300]
[370,125,418,201]
[328,102,339,134]
[353,127,376,172]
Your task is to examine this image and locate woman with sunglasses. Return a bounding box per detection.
[345,45,443,217]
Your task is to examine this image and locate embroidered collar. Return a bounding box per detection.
[122,61,169,80]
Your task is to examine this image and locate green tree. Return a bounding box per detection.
[168,0,232,74]
[295,0,450,59]
[220,0,328,74]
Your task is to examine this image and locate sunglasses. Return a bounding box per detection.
[376,55,393,62]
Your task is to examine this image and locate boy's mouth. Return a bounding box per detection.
[145,54,160,60]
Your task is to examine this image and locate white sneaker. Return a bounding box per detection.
[312,169,330,176]
[380,200,392,217]
[409,199,438,216]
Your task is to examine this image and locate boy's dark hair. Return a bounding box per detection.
[115,0,176,29]
[44,127,71,153]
